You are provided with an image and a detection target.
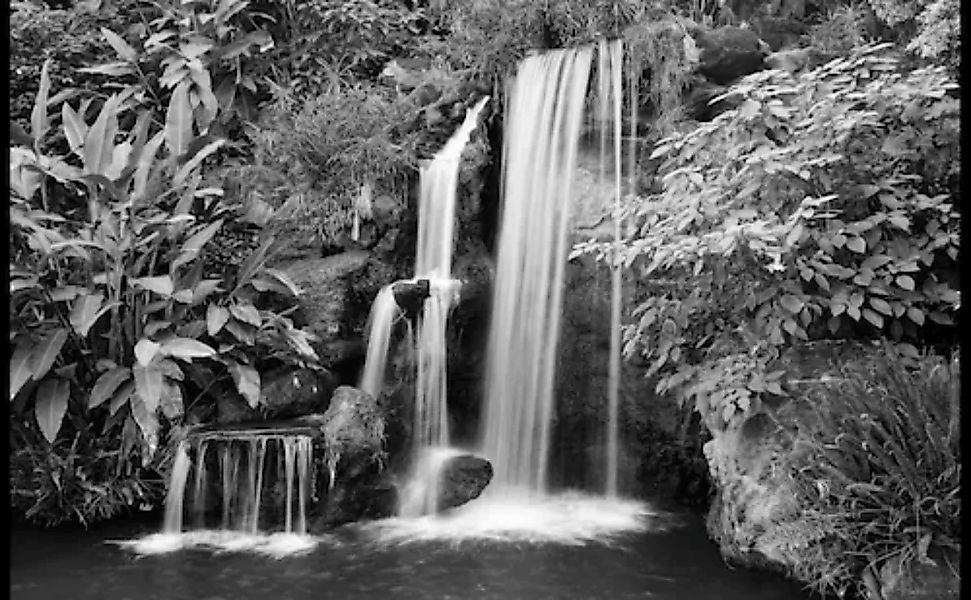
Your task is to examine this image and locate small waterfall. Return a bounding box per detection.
[161,433,313,535]
[162,441,191,534]
[359,285,402,400]
[480,47,594,495]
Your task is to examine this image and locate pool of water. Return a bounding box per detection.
[11,497,811,600]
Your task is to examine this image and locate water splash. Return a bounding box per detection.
[162,441,191,534]
[358,285,402,400]
[480,47,594,494]
[362,492,664,546]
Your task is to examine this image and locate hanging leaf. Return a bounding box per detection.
[132,131,166,202]
[159,337,216,359]
[132,275,174,297]
[89,367,131,408]
[134,338,161,366]
[133,364,164,412]
[172,139,224,186]
[109,381,135,415]
[69,292,106,337]
[130,395,159,460]
[230,303,261,327]
[165,81,193,159]
[10,345,34,401]
[101,27,137,62]
[229,362,260,408]
[207,304,230,335]
[29,329,69,381]
[172,219,223,272]
[35,378,70,444]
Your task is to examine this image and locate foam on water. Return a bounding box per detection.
[113,530,321,559]
[361,492,665,546]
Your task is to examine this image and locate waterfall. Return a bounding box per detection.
[161,434,313,535]
[597,38,624,498]
[399,97,489,517]
[359,285,402,400]
[162,440,190,534]
[479,47,593,495]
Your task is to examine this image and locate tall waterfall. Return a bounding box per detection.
[162,434,313,535]
[479,48,594,494]
[597,38,625,498]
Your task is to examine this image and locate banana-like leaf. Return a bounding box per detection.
[30,59,53,149]
[165,81,193,159]
[29,329,69,381]
[35,377,70,444]
[89,367,131,409]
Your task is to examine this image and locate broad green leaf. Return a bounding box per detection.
[895,275,915,291]
[69,292,106,337]
[779,295,804,314]
[101,27,137,62]
[172,219,223,272]
[846,236,866,253]
[30,329,69,381]
[78,62,135,77]
[89,367,131,408]
[230,303,261,327]
[109,381,135,415]
[83,95,121,176]
[907,306,925,325]
[165,81,193,159]
[869,297,892,316]
[159,337,216,360]
[134,338,161,366]
[10,345,34,401]
[862,308,884,328]
[173,139,224,186]
[61,103,88,159]
[191,279,222,305]
[229,362,260,408]
[157,358,184,381]
[133,364,164,412]
[132,131,166,203]
[207,304,230,335]
[132,275,174,297]
[35,377,70,443]
[30,59,53,147]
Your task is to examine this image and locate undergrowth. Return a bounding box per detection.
[784,349,960,597]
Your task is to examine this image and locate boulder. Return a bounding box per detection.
[277,250,371,342]
[437,454,493,510]
[689,25,769,85]
[260,367,337,419]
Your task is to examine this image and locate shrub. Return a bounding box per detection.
[574,44,960,435]
[782,349,960,597]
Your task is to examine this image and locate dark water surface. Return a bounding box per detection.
[11,510,812,600]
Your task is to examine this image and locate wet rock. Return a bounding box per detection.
[276,250,371,341]
[750,17,809,51]
[688,25,769,85]
[260,368,337,419]
[438,454,493,510]
[684,79,740,122]
[391,279,431,321]
[311,386,390,529]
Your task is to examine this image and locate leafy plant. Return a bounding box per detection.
[782,349,960,597]
[574,44,960,432]
[9,55,318,525]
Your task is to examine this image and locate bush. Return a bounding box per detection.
[575,44,960,435]
[782,349,960,597]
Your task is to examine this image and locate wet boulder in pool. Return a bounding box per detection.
[438,454,493,511]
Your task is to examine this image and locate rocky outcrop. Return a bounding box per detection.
[688,25,769,85]
[437,454,493,510]
[260,367,337,419]
[312,385,391,528]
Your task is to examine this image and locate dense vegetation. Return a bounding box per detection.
[9,1,960,594]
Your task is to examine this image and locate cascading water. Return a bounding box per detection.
[479,47,593,495]
[355,98,490,517]
[161,433,313,536]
